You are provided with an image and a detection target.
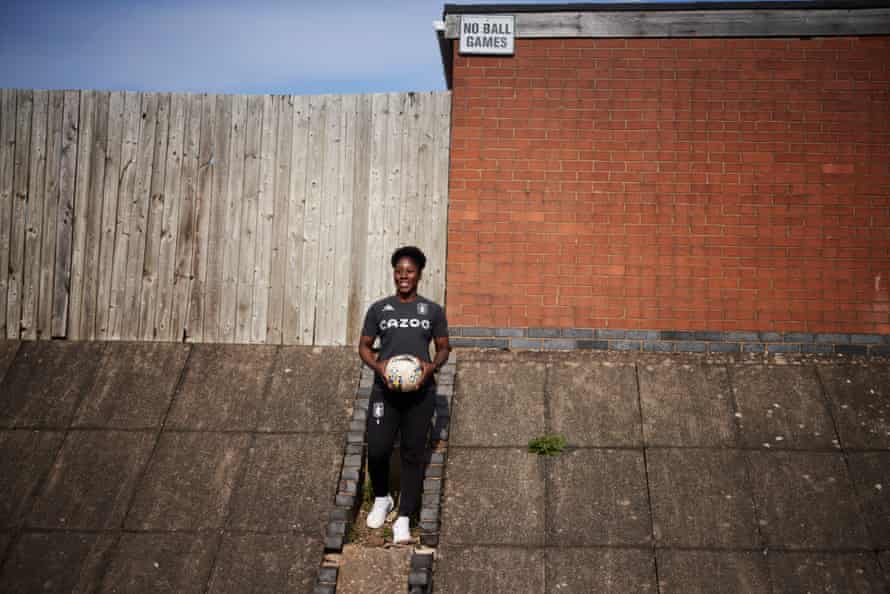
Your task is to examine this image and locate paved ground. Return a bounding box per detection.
[0,340,357,594]
[436,350,890,594]
[3,341,890,593]
[336,544,411,593]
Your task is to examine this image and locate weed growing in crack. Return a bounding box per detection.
[528,434,567,456]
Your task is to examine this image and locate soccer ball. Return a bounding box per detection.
[385,355,423,392]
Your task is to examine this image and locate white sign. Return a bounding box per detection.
[459,15,515,55]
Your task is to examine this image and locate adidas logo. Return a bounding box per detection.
[382,304,395,312]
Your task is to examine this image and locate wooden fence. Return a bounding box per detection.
[0,89,451,345]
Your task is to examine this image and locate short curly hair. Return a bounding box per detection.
[391,246,426,271]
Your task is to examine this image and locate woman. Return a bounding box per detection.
[358,246,450,544]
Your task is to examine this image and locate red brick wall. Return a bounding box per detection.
[446,36,890,334]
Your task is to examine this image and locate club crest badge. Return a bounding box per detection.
[417,303,428,316]
[372,402,384,424]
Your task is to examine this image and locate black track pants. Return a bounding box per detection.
[366,382,435,517]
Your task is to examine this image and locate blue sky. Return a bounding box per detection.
[0,0,534,94]
[1,0,765,95]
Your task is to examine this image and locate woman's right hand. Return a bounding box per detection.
[359,336,393,389]
[376,359,393,389]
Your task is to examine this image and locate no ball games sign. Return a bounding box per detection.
[459,15,515,55]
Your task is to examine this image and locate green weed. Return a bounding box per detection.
[527,434,567,456]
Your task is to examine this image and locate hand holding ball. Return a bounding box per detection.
[384,355,423,392]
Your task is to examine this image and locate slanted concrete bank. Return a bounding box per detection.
[434,350,890,593]
[0,340,356,594]
[3,341,889,592]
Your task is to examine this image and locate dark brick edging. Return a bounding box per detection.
[408,551,435,594]
[450,327,890,356]
[312,364,372,594]
[313,359,456,594]
[408,355,456,594]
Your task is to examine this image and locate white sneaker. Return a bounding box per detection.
[392,515,412,544]
[366,495,393,529]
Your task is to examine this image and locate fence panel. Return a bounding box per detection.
[0,88,451,345]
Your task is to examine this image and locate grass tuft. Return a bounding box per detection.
[527,434,567,456]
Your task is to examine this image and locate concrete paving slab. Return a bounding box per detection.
[0,531,115,594]
[747,451,871,549]
[549,358,640,447]
[99,533,218,594]
[0,429,65,528]
[206,534,322,594]
[657,550,770,594]
[731,364,837,449]
[768,552,888,593]
[547,548,657,593]
[440,448,545,546]
[549,448,651,546]
[648,448,760,548]
[847,452,890,548]
[818,364,890,450]
[27,430,155,529]
[73,342,190,429]
[0,341,19,384]
[336,543,411,594]
[435,546,545,594]
[451,353,546,446]
[258,346,356,433]
[0,341,104,428]
[166,344,277,430]
[639,361,736,447]
[227,434,341,533]
[125,432,249,530]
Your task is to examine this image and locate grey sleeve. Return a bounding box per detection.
[361,304,378,338]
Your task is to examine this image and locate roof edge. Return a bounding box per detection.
[437,2,890,89]
[443,1,890,16]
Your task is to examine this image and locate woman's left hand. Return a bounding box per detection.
[420,361,435,386]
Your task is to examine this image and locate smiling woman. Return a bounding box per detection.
[357,245,450,545]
